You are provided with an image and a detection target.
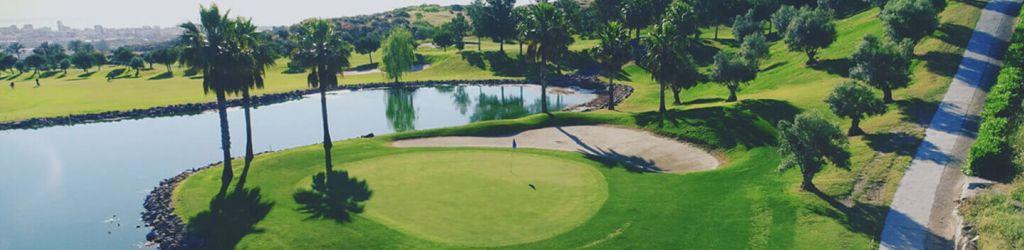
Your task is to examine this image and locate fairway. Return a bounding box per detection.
[345,150,608,247]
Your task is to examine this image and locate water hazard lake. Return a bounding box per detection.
[0,84,596,249]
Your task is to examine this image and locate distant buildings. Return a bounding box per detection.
[0,21,181,51]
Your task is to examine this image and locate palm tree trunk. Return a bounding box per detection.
[369,53,374,64]
[236,89,255,190]
[499,38,504,52]
[714,26,720,40]
[319,85,334,174]
[519,42,523,57]
[607,75,616,110]
[672,85,682,105]
[540,57,549,115]
[215,90,234,195]
[659,82,667,118]
[478,37,482,51]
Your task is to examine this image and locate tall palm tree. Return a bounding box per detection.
[639,24,689,121]
[290,19,353,176]
[522,1,573,114]
[233,20,278,191]
[178,4,250,194]
[593,22,631,110]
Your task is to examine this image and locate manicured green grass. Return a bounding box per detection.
[175,111,794,248]
[345,150,607,247]
[172,2,984,249]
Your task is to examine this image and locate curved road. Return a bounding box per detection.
[880,0,1022,249]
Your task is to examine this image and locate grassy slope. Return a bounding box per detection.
[169,2,981,249]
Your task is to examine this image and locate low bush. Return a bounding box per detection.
[960,181,1024,249]
[965,117,1012,176]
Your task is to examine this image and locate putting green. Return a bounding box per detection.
[343,150,608,247]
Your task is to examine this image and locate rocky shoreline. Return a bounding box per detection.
[0,77,626,130]
[139,76,631,249]
[141,163,216,249]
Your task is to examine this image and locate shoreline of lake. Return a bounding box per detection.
[0,76,631,131]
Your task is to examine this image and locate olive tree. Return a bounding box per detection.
[825,82,888,136]
[771,5,798,36]
[783,7,836,65]
[777,113,850,191]
[849,35,913,103]
[881,0,939,44]
[711,51,758,102]
[732,9,761,41]
[740,33,770,64]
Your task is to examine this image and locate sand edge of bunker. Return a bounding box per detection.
[392,125,722,174]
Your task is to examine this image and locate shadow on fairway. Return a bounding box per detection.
[77,71,97,78]
[807,187,889,240]
[293,170,373,223]
[863,132,920,156]
[459,51,527,77]
[633,104,783,149]
[809,58,852,77]
[734,99,802,125]
[186,188,274,249]
[149,71,173,80]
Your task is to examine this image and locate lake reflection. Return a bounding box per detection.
[0,84,595,249]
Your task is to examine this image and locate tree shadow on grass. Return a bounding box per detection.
[38,71,59,78]
[895,98,940,126]
[460,51,527,77]
[690,41,721,67]
[863,132,920,156]
[485,51,527,77]
[293,170,373,223]
[921,51,962,78]
[105,68,127,81]
[2,72,22,81]
[77,71,96,78]
[186,188,274,249]
[761,61,786,72]
[809,58,853,77]
[633,105,782,149]
[351,62,379,71]
[148,71,173,80]
[681,97,725,106]
[460,51,487,70]
[806,187,888,239]
[734,99,802,125]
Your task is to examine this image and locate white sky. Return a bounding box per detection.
[0,0,528,29]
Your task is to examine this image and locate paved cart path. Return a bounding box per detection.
[879,1,1022,249]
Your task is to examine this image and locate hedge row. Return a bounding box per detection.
[964,17,1024,176]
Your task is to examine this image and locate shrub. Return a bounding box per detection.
[965,117,1011,176]
[960,182,1024,248]
[980,67,1023,118]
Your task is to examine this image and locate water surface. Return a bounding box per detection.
[0,84,595,249]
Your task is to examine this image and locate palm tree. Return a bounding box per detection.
[290,19,353,176]
[593,22,631,110]
[522,1,574,114]
[639,24,689,121]
[178,5,250,194]
[233,20,278,191]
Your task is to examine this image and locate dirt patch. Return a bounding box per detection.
[392,125,721,173]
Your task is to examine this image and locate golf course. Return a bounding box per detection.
[1,0,1016,248]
